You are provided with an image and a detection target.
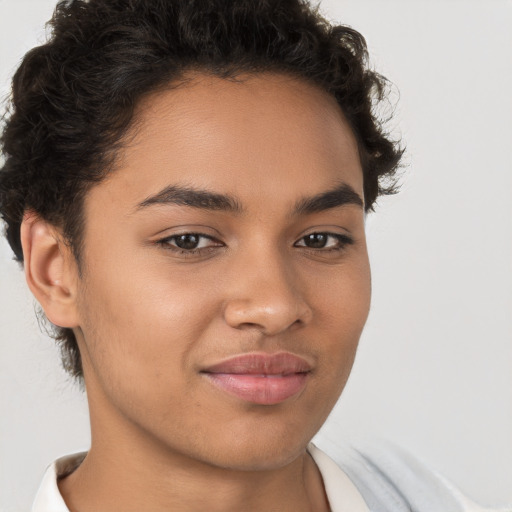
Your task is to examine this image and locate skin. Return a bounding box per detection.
[22,73,371,511]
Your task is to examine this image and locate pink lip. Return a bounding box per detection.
[201,352,312,405]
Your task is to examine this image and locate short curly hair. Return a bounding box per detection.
[0,0,403,382]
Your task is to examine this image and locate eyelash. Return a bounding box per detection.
[155,232,354,256]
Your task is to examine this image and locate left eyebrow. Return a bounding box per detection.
[293,183,364,215]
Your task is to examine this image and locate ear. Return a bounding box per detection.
[20,211,80,328]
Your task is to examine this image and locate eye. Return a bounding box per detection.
[156,233,223,252]
[295,232,353,251]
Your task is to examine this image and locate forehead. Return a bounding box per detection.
[92,72,363,212]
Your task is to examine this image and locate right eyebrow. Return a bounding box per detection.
[134,185,244,214]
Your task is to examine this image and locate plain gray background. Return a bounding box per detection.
[1,0,511,510]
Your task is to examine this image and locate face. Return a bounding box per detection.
[74,73,371,470]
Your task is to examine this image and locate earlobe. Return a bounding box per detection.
[20,212,80,329]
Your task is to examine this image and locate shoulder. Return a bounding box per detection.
[309,441,509,512]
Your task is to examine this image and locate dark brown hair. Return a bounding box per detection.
[0,0,403,382]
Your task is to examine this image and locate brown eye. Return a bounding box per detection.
[156,232,224,253]
[304,233,328,248]
[295,232,354,251]
[174,234,201,250]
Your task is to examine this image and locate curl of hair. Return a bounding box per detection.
[0,0,403,383]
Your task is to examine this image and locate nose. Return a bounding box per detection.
[222,248,313,336]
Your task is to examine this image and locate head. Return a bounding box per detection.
[0,0,402,469]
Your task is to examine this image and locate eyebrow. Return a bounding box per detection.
[135,182,363,215]
[293,183,364,214]
[136,185,244,213]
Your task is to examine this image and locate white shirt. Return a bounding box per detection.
[31,443,507,512]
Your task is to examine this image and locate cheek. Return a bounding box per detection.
[312,249,371,322]
[75,253,220,397]
[310,255,371,374]
[75,273,221,445]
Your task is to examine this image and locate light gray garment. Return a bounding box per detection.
[312,442,510,512]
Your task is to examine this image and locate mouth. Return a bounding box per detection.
[201,352,312,405]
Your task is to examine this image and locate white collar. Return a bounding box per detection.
[308,443,369,512]
[31,452,86,512]
[31,444,369,512]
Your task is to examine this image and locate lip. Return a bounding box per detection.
[201,352,312,405]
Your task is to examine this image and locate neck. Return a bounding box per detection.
[58,388,329,512]
[58,440,328,512]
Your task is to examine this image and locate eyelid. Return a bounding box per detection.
[151,223,223,239]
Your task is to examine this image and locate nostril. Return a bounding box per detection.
[223,300,311,336]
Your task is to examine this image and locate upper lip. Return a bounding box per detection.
[201,352,313,375]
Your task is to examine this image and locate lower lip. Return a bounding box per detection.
[204,373,309,405]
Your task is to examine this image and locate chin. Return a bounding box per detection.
[191,420,317,472]
[213,444,308,472]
